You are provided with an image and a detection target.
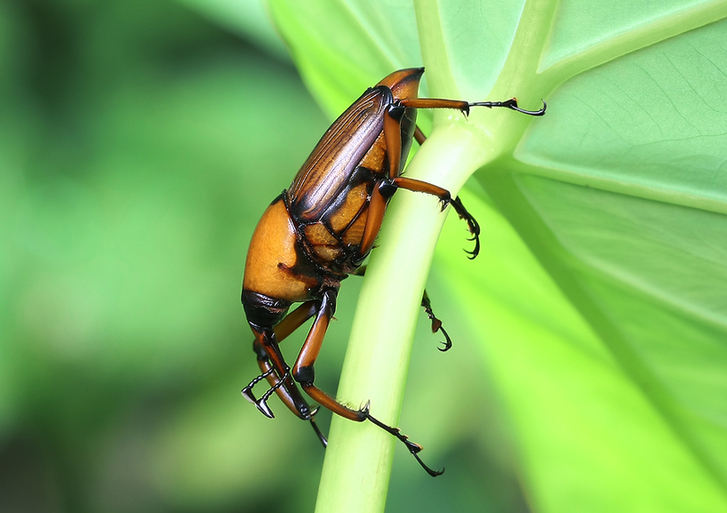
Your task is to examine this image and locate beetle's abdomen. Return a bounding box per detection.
[243,197,320,302]
[287,87,392,222]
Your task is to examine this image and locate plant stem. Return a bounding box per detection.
[314,124,489,513]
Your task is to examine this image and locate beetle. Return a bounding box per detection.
[240,67,545,476]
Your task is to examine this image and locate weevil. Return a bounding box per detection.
[241,68,545,475]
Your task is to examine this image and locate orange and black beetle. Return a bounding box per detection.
[241,68,544,475]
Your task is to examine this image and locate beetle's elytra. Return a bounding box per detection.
[240,68,545,476]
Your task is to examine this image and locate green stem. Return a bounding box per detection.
[314,2,552,509]
[314,124,490,513]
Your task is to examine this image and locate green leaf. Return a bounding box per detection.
[268,1,727,512]
[178,0,289,57]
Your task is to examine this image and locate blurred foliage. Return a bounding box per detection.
[1,1,526,512]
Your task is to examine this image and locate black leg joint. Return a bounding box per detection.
[253,343,267,360]
[293,365,315,385]
[321,288,337,316]
[388,104,405,121]
[378,178,397,200]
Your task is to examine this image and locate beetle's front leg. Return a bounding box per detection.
[251,354,328,447]
[243,302,328,446]
[244,301,318,413]
[245,328,298,418]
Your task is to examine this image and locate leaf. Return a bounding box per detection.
[268,1,727,512]
[178,0,289,57]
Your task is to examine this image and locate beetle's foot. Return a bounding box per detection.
[365,411,444,477]
[449,196,480,259]
[505,97,547,116]
[470,98,546,117]
[308,407,329,448]
[310,418,328,448]
[436,324,452,352]
[421,291,453,352]
[350,400,371,421]
[438,196,451,212]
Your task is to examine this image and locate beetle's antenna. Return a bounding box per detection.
[362,402,444,477]
[471,98,546,116]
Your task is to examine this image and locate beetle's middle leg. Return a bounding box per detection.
[365,106,481,258]
[390,176,481,258]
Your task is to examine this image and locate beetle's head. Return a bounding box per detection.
[241,289,291,330]
[377,67,424,100]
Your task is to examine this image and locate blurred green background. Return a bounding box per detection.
[1,1,526,512]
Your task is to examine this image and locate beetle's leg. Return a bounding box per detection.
[390,176,480,259]
[383,105,404,179]
[359,186,387,255]
[270,301,328,446]
[358,105,407,255]
[290,289,443,476]
[358,101,406,253]
[289,291,363,418]
[413,123,429,145]
[400,97,546,117]
[253,356,328,447]
[243,301,317,407]
[413,125,426,145]
[353,266,451,351]
[273,300,318,342]
[364,404,444,477]
[247,330,295,418]
[410,124,480,257]
[244,303,329,446]
[421,290,452,352]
